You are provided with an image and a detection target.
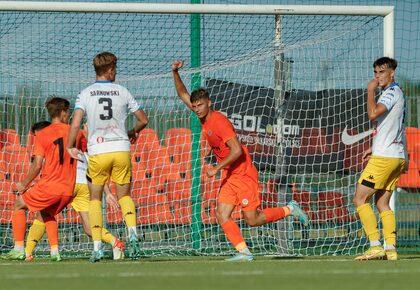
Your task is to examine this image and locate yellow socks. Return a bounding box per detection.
[101,228,116,245]
[118,196,137,229]
[89,200,103,242]
[25,220,46,256]
[380,210,396,247]
[357,203,380,242]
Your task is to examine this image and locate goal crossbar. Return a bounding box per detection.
[0,1,395,57]
[0,1,393,16]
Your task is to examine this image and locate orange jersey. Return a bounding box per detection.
[201,111,254,175]
[33,123,77,196]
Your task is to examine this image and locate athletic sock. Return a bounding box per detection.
[25,220,46,256]
[263,206,290,223]
[221,220,246,251]
[89,200,103,242]
[101,228,115,245]
[12,210,26,252]
[128,226,138,238]
[44,216,59,253]
[357,203,380,242]
[380,210,397,248]
[118,196,137,229]
[93,240,102,252]
[370,240,382,247]
[50,245,59,256]
[239,248,252,255]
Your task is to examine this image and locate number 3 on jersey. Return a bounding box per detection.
[99,97,113,120]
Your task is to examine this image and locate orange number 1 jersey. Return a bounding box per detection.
[33,123,77,196]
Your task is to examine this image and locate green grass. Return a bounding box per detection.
[1,256,419,290]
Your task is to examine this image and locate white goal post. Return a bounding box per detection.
[0,1,394,57]
[0,1,395,257]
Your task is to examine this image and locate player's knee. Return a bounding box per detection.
[352,196,364,207]
[376,201,390,213]
[244,217,259,227]
[215,209,229,224]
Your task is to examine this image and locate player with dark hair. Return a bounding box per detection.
[172,60,308,261]
[353,57,405,261]
[1,97,76,261]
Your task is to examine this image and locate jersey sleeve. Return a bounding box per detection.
[74,92,85,112]
[216,116,236,144]
[379,89,398,111]
[32,134,45,157]
[126,90,142,113]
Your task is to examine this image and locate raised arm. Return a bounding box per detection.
[367,79,387,121]
[172,60,193,110]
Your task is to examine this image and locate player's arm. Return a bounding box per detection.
[128,109,149,143]
[362,147,372,162]
[367,79,387,121]
[15,155,43,192]
[67,109,84,160]
[207,137,243,177]
[104,184,119,211]
[172,60,193,110]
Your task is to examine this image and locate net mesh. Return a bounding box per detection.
[0,8,385,257]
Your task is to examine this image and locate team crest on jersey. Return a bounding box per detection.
[96,137,104,143]
[242,199,249,206]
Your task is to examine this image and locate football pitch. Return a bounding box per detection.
[1,256,419,290]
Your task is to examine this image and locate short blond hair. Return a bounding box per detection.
[93,52,117,76]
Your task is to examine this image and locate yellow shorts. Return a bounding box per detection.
[87,152,132,186]
[71,183,90,212]
[358,156,405,191]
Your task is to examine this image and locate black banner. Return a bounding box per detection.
[206,78,372,174]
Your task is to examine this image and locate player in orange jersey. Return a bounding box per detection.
[22,122,125,261]
[172,61,309,261]
[1,97,76,261]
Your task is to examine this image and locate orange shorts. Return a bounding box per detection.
[218,165,261,211]
[22,185,72,216]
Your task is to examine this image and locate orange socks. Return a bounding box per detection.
[12,210,26,249]
[43,216,59,251]
[263,206,290,223]
[221,220,246,250]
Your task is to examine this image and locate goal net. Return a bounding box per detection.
[0,2,389,257]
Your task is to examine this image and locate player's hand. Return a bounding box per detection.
[105,192,119,211]
[172,60,184,72]
[362,148,372,162]
[367,79,379,92]
[128,129,138,144]
[206,166,218,178]
[67,147,84,161]
[15,182,26,193]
